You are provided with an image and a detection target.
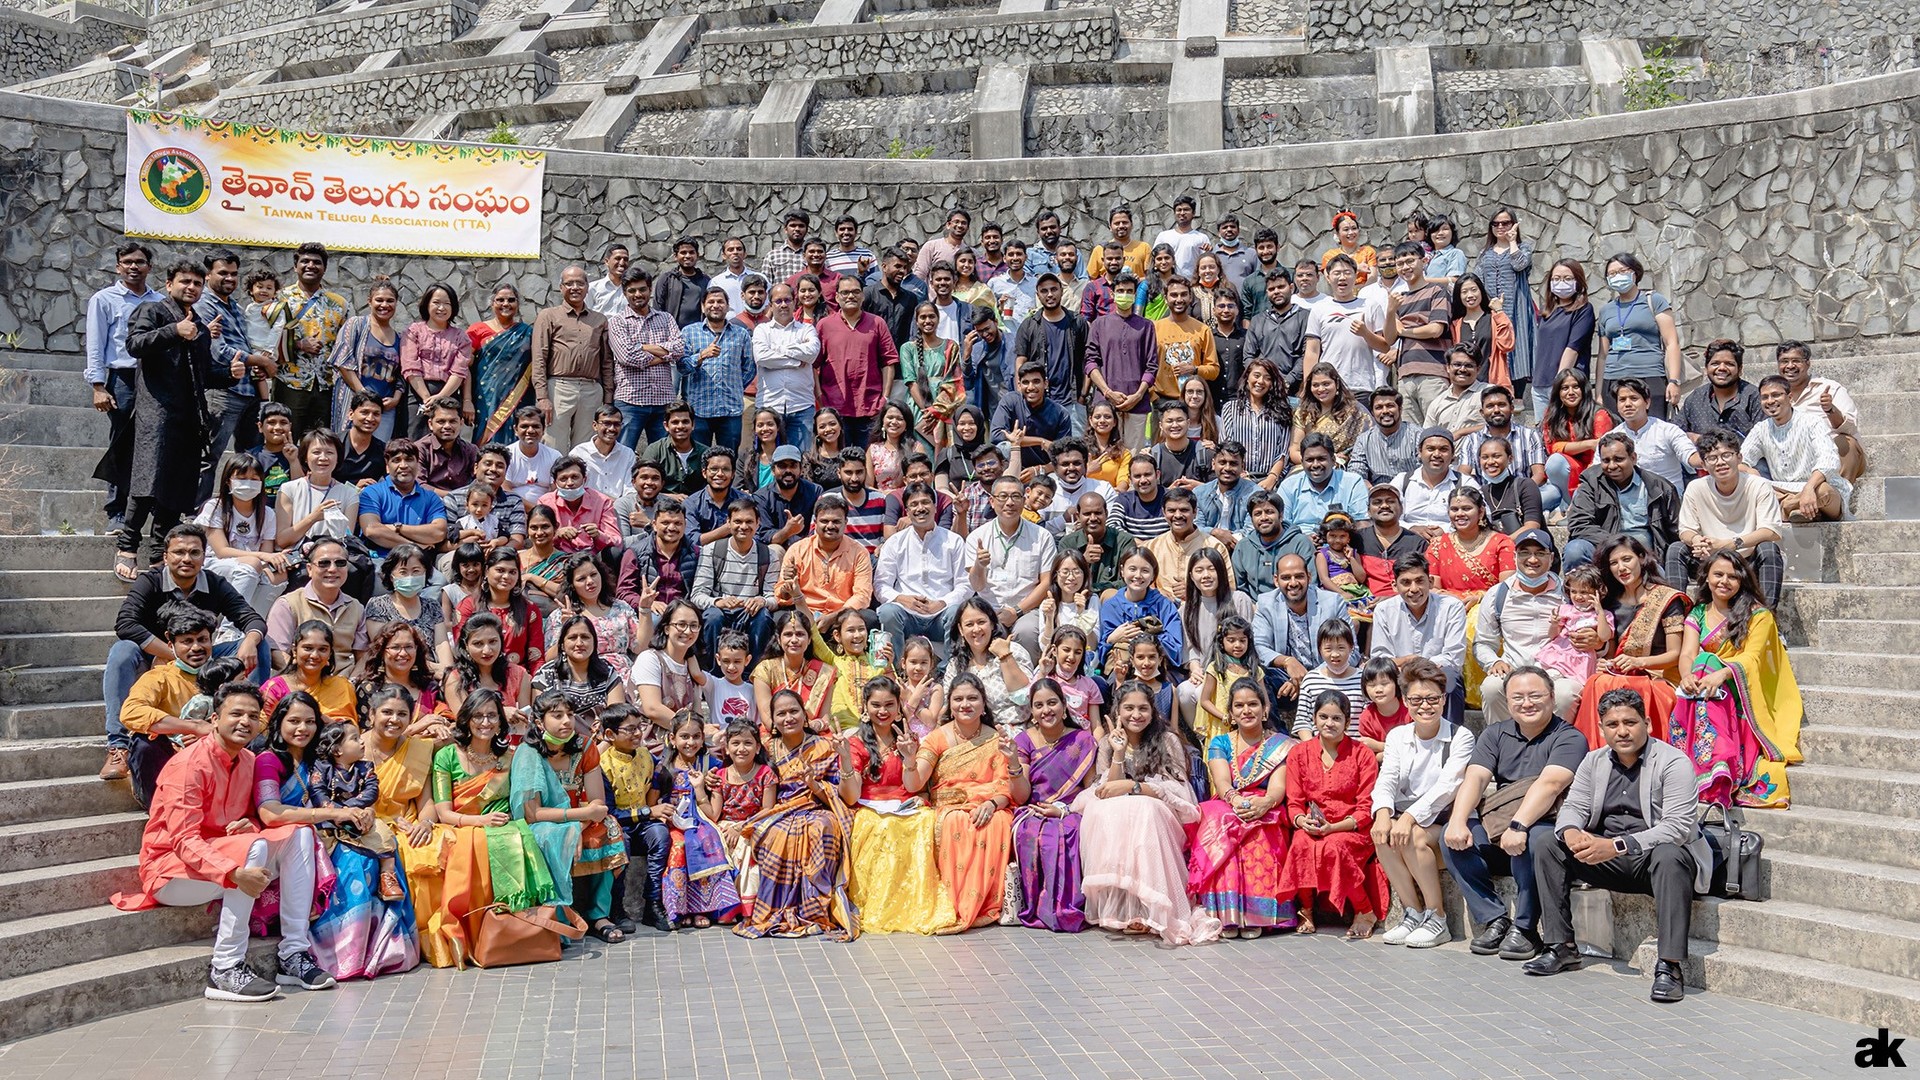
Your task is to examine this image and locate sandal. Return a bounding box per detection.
[1345,914,1378,941]
[113,552,139,583]
[589,920,625,943]
[1298,917,1318,935]
[692,915,712,929]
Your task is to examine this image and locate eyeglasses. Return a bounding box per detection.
[668,621,700,632]
[1405,695,1445,709]
[1509,692,1550,705]
[1491,219,1515,227]
[313,559,349,569]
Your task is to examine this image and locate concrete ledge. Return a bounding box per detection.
[971,61,1026,160]
[1580,37,1640,116]
[1166,54,1224,152]
[5,59,143,104]
[699,7,1118,84]
[748,77,814,158]
[1373,44,1433,137]
[216,52,559,129]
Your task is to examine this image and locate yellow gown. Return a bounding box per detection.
[846,738,958,934]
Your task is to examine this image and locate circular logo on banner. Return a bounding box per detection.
[138,148,210,214]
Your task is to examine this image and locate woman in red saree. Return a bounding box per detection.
[904,673,1015,932]
[1424,488,1514,710]
[1278,689,1387,938]
[1188,677,1295,938]
[1571,536,1688,748]
[734,689,861,940]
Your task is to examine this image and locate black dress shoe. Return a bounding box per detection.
[1469,915,1512,955]
[614,917,639,935]
[1498,925,1543,961]
[1522,943,1582,976]
[1650,959,1686,1002]
[646,897,675,934]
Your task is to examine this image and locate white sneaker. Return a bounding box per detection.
[1405,914,1451,949]
[1380,910,1422,945]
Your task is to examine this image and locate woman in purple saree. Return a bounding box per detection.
[1011,678,1098,932]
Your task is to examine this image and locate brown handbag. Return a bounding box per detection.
[1476,776,1537,836]
[471,904,588,968]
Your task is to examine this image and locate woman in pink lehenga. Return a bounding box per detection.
[1073,680,1221,946]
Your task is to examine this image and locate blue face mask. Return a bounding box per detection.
[1482,466,1513,485]
[1515,568,1554,589]
[174,657,202,676]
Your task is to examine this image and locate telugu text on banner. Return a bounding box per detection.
[123,111,545,259]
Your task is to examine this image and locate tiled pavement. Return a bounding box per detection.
[0,926,1863,1079]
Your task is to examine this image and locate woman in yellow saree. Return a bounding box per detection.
[424,688,558,967]
[363,684,444,951]
[846,676,958,933]
[733,689,861,940]
[904,673,1015,932]
[1669,552,1802,809]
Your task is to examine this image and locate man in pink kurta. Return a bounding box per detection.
[539,456,619,552]
[814,275,899,446]
[111,682,333,1001]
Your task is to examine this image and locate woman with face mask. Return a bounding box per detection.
[1593,252,1682,420]
[363,542,444,660]
[195,451,289,614]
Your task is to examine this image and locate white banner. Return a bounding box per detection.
[124,111,545,259]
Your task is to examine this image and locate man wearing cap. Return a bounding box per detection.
[1084,268,1159,446]
[753,444,820,547]
[1475,529,1585,723]
[1275,432,1369,537]
[1012,273,1089,434]
[1354,481,1425,577]
[1393,427,1476,539]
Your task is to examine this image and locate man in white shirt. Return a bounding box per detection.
[988,240,1038,330]
[710,237,753,316]
[1152,194,1212,276]
[967,475,1058,658]
[1302,253,1389,398]
[1043,438,1114,520]
[505,406,563,507]
[1615,377,1700,492]
[750,283,822,450]
[586,243,630,317]
[1371,552,1469,723]
[1666,429,1785,606]
[875,482,972,659]
[1395,428,1476,539]
[1745,374,1848,521]
[1474,530,1581,723]
[1777,339,1866,482]
[570,405,636,502]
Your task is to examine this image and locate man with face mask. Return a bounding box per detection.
[731,273,772,333]
[1475,530,1583,723]
[1084,268,1159,446]
[1561,432,1681,568]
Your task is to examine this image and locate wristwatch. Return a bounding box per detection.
[1613,837,1629,855]
[1506,820,1529,834]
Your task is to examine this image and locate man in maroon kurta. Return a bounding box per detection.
[814,274,898,446]
[112,682,333,1001]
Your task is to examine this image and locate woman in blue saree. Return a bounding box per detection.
[468,284,535,445]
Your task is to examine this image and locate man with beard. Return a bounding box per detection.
[1676,338,1763,442]
[1230,489,1313,600]
[753,445,821,548]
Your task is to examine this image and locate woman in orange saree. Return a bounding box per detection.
[734,689,861,940]
[1570,536,1688,748]
[904,673,1015,932]
[423,688,558,968]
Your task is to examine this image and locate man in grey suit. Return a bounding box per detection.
[1523,686,1714,1004]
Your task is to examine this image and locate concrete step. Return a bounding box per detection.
[0,352,86,373]
[1755,804,1920,872]
[0,368,97,409]
[1861,432,1920,467]
[1816,517,1920,555]
[1795,353,1920,396]
[0,629,116,669]
[1797,725,1920,772]
[0,405,108,448]
[1696,896,1920,986]
[0,535,120,571]
[0,772,137,827]
[0,738,104,784]
[0,597,118,635]
[1798,684,1920,731]
[0,446,107,491]
[1849,475,1889,521]
[1788,650,1920,691]
[1814,618,1920,654]
[0,664,107,708]
[0,811,146,875]
[0,904,211,984]
[1776,584,1920,643]
[0,938,279,1047]
[0,489,111,537]
[1841,551,1920,584]
[1789,763,1920,820]
[1635,938,1920,1034]
[0,569,124,599]
[1856,392,1920,433]
[0,854,139,921]
[1764,848,1920,918]
[0,701,105,741]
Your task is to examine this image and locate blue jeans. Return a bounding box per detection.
[1562,537,1598,570]
[616,402,670,450]
[877,599,964,661]
[701,604,774,660]
[764,405,815,454]
[1542,452,1573,513]
[104,636,270,750]
[1441,816,1559,932]
[693,414,742,454]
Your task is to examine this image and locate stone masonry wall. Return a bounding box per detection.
[214,54,558,132]
[208,0,480,79]
[8,62,143,105]
[150,0,326,52]
[1308,0,1920,54]
[1434,67,1590,133]
[6,70,1920,352]
[698,9,1117,83]
[0,11,81,87]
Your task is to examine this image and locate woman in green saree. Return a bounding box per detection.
[468,284,535,445]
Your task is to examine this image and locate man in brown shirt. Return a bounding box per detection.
[533,265,614,451]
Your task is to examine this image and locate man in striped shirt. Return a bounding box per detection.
[827,447,891,557]
[691,498,782,658]
[1107,455,1170,542]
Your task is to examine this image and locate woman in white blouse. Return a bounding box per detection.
[1368,658,1476,949]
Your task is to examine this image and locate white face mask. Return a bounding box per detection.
[1549,279,1577,299]
[557,484,586,502]
[230,479,263,500]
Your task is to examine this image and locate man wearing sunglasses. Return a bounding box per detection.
[264,535,368,671]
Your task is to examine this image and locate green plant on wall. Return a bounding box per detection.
[1625,41,1687,111]
[884,137,936,159]
[483,121,520,145]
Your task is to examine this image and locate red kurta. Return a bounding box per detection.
[1276,737,1389,918]
[111,736,304,911]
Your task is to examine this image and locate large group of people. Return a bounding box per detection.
[92,200,1836,1004]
